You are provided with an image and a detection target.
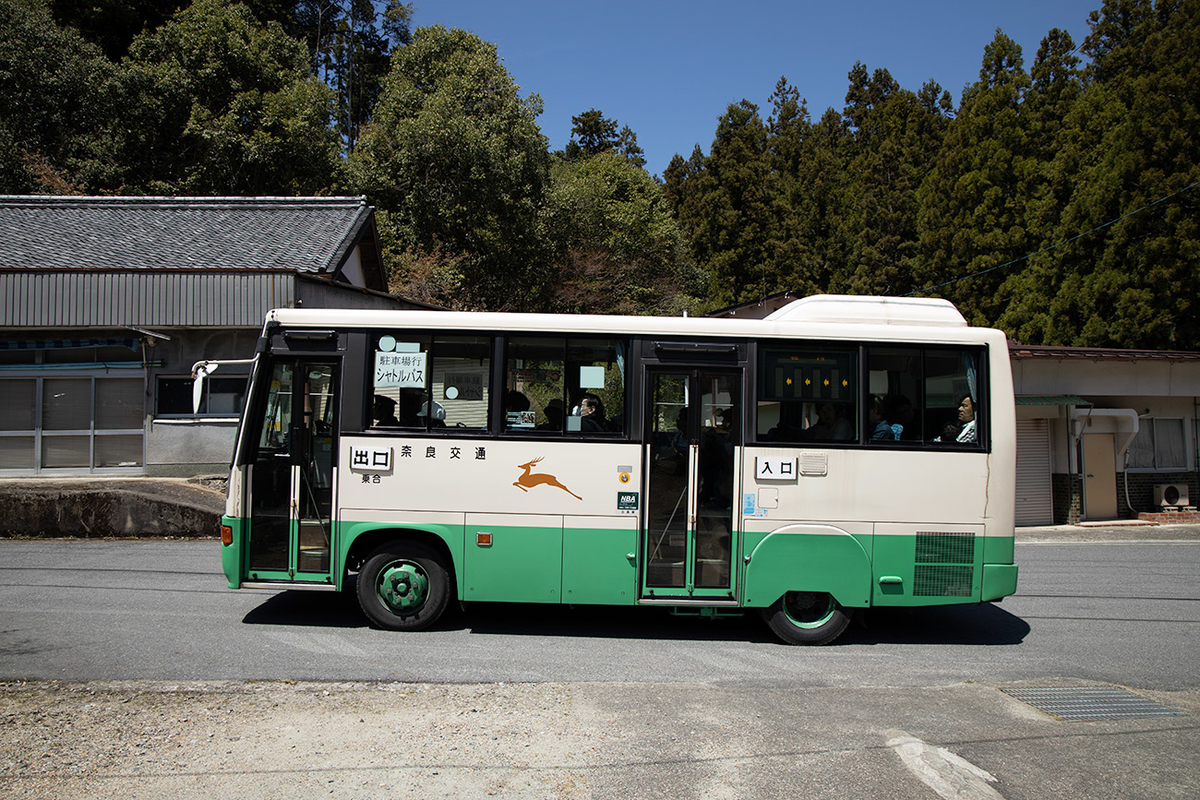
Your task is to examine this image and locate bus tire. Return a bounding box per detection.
[760,591,851,645]
[357,542,450,632]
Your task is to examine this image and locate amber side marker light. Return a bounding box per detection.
[221,525,233,546]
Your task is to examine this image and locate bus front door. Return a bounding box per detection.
[643,369,741,600]
[246,360,338,584]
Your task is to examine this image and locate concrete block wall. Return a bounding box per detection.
[1052,473,1083,524]
[1121,472,1197,514]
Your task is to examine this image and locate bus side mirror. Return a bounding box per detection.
[191,361,218,414]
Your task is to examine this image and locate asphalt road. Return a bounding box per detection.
[0,536,1196,688]
[1,535,1198,799]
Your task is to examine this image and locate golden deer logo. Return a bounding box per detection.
[513,457,582,500]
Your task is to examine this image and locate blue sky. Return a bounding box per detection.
[417,1,1101,177]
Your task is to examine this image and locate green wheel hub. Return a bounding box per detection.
[781,591,836,629]
[376,560,429,613]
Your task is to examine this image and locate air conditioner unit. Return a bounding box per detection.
[1153,483,1190,508]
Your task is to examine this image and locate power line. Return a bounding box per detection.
[907,179,1200,297]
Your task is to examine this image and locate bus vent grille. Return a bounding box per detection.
[915,530,975,564]
[913,531,975,597]
[914,565,974,596]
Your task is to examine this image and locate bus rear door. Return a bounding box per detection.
[642,367,742,602]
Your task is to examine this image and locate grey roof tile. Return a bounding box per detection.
[0,196,373,275]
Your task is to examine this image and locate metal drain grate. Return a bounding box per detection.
[1002,687,1184,721]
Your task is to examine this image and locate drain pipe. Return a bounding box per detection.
[1127,411,1153,515]
[1124,450,1134,516]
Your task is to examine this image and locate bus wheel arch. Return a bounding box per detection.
[356,540,451,631]
[759,591,851,645]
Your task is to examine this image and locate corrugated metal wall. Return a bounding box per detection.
[0,273,294,327]
[1016,418,1054,525]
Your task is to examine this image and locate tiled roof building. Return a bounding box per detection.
[0,195,418,476]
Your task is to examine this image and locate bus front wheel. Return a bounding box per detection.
[760,591,851,645]
[357,542,450,631]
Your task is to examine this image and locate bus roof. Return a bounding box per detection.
[267,295,993,344]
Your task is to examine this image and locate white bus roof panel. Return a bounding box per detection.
[765,295,967,327]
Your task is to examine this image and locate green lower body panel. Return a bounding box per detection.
[981,563,1019,601]
[742,529,873,609]
[463,522,638,604]
[871,531,1016,607]
[562,525,638,604]
[225,512,1018,611]
[464,522,566,603]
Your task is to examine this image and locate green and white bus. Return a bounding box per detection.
[208,295,1018,645]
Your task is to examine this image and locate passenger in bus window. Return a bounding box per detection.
[883,395,914,439]
[373,394,400,427]
[505,389,530,413]
[809,402,853,441]
[577,393,608,432]
[933,420,962,443]
[955,394,977,442]
[869,396,894,440]
[397,393,423,427]
[505,390,534,428]
[418,400,447,428]
[537,399,565,431]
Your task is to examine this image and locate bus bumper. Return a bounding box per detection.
[221,515,245,589]
[981,563,1018,601]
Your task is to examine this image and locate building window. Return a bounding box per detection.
[1127,418,1186,470]
[0,376,144,472]
[157,376,248,417]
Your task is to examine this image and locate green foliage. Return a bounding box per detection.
[543,152,702,315]
[840,66,949,297]
[672,100,777,309]
[915,30,1032,326]
[0,0,115,193]
[350,25,551,311]
[565,108,619,160]
[109,0,343,195]
[47,0,189,60]
[1003,0,1200,348]
[4,0,1196,336]
[292,1,413,150]
[561,108,647,167]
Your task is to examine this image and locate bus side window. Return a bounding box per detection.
[863,346,984,447]
[568,338,626,435]
[370,334,491,431]
[371,335,429,429]
[756,344,857,443]
[925,349,982,445]
[503,336,628,436]
[505,337,564,433]
[866,347,921,443]
[432,335,490,429]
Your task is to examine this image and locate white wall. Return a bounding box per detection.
[1012,358,1200,397]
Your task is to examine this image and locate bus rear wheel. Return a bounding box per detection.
[357,542,450,631]
[761,591,850,645]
